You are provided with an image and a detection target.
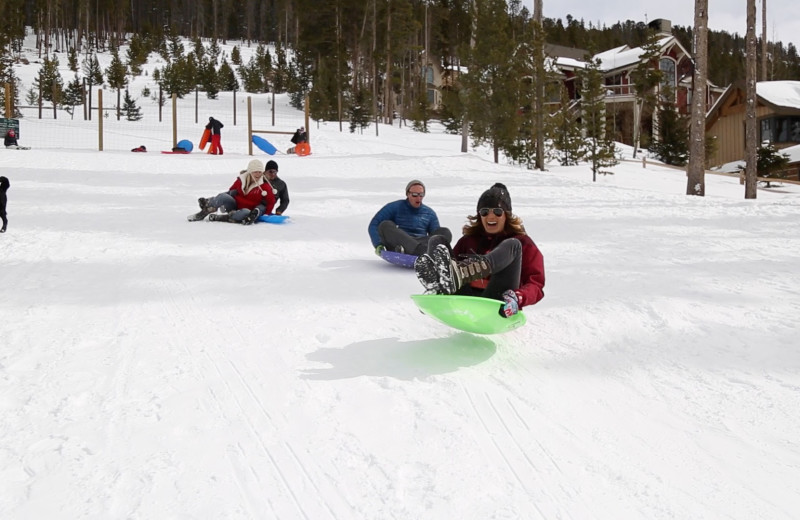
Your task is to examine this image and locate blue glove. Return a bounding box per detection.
[500,290,520,318]
[375,245,386,256]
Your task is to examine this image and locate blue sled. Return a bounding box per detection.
[257,214,289,224]
[252,135,277,155]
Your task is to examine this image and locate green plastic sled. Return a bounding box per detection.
[411,294,526,335]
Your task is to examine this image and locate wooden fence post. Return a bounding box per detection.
[98,89,103,151]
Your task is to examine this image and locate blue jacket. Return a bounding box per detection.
[368,199,441,247]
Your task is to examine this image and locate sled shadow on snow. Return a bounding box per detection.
[300,334,496,381]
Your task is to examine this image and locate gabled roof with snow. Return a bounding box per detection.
[592,36,681,73]
[550,56,587,72]
[707,80,800,127]
[757,81,800,110]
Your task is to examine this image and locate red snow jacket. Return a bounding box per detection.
[229,173,276,213]
[452,231,545,308]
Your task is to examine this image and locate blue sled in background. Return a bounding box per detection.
[258,214,289,224]
[252,135,277,155]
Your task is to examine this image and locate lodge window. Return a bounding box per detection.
[660,58,676,101]
[760,116,800,144]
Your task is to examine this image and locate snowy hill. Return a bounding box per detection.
[2,32,800,520]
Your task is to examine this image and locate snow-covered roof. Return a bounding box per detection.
[550,56,587,72]
[757,81,800,109]
[776,143,800,163]
[593,36,674,72]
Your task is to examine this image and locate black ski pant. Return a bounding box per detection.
[427,234,521,301]
[378,220,452,256]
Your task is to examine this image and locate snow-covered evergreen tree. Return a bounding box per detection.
[122,89,142,121]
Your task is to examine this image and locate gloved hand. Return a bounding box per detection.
[499,289,521,318]
[375,245,386,256]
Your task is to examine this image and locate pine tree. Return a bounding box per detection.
[0,53,21,115]
[25,87,37,106]
[217,60,239,91]
[126,33,150,77]
[551,85,584,165]
[158,57,193,98]
[231,46,242,66]
[238,56,264,93]
[34,56,64,103]
[199,60,219,99]
[462,0,523,163]
[348,87,372,133]
[630,31,664,158]
[287,49,313,110]
[411,94,430,133]
[254,44,273,92]
[272,42,289,93]
[122,89,142,121]
[82,54,104,87]
[169,33,185,60]
[67,47,78,72]
[439,87,467,135]
[756,142,790,187]
[579,57,618,181]
[650,88,689,166]
[207,39,221,63]
[192,38,205,61]
[63,74,84,119]
[105,49,128,120]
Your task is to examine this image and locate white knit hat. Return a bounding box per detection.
[246,159,264,174]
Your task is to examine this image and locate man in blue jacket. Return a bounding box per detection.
[368,180,452,256]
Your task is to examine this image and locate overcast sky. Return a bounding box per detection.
[531,1,800,50]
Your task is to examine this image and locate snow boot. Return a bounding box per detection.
[414,254,441,294]
[208,214,231,222]
[187,198,217,221]
[431,244,492,295]
[241,208,260,225]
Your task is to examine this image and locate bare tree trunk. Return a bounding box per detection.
[383,0,393,124]
[745,0,758,199]
[533,0,545,170]
[213,0,218,41]
[462,0,477,153]
[687,0,708,196]
[336,4,342,131]
[761,0,768,81]
[373,0,379,136]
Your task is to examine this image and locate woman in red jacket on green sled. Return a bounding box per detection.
[414,183,545,317]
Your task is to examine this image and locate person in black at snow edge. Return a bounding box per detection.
[288,127,308,154]
[264,160,290,215]
[206,116,224,155]
[415,183,545,318]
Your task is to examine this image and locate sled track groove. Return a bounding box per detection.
[205,348,314,519]
[461,385,548,519]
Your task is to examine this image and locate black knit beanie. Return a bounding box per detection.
[477,183,512,213]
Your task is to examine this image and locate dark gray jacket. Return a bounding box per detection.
[267,176,290,215]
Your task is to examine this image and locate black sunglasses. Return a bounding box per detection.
[479,208,505,217]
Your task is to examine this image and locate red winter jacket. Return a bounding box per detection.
[229,173,276,214]
[452,231,545,308]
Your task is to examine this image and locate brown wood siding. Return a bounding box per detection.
[708,105,772,166]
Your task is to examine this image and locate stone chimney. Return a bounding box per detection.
[648,19,672,36]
